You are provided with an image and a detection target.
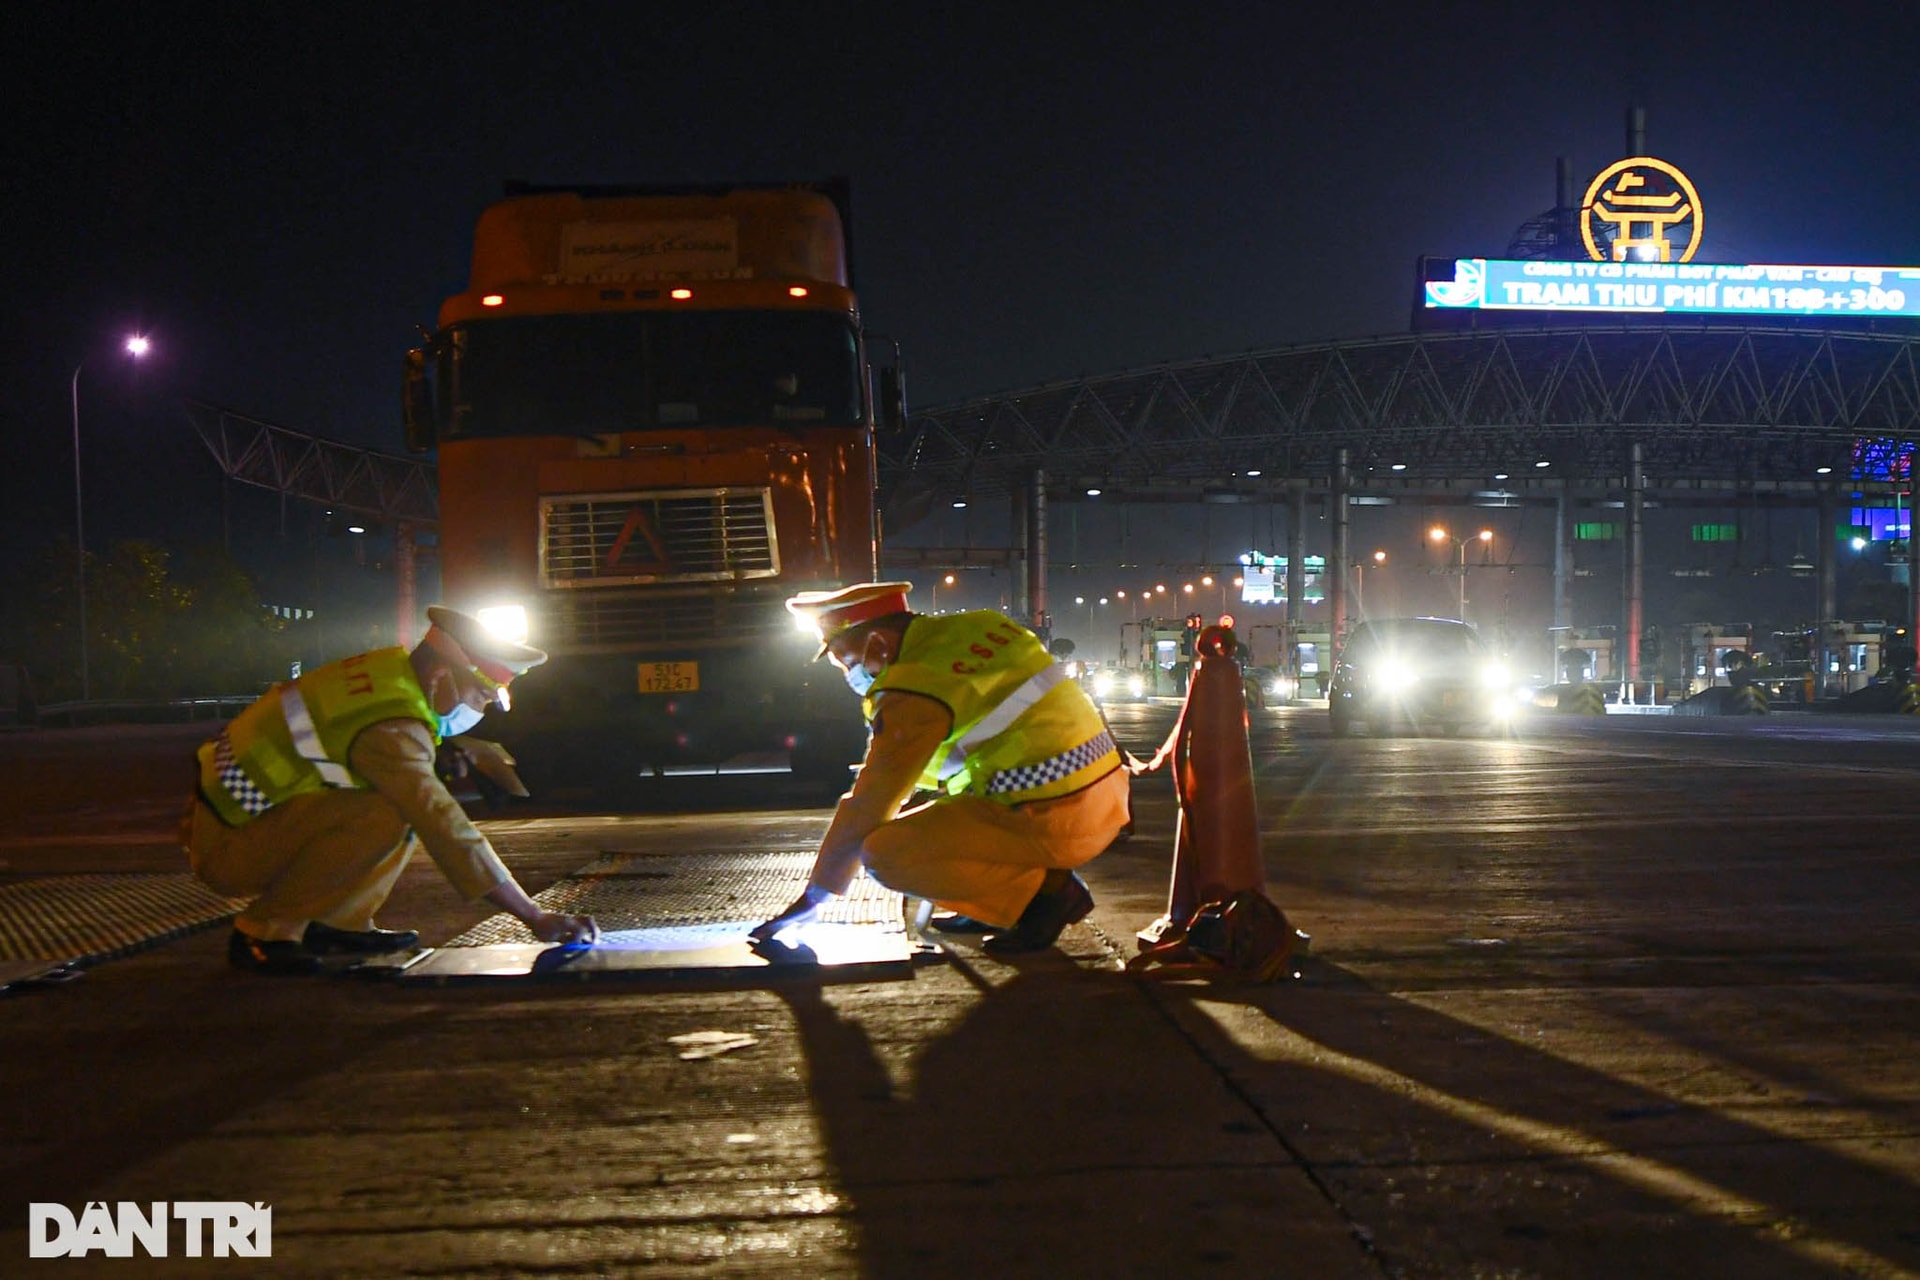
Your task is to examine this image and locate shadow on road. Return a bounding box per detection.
[1141,958,1920,1278]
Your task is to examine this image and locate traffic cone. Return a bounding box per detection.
[1135,626,1308,972]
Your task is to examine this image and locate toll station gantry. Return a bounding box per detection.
[188,310,1920,704]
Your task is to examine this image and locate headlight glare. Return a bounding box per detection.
[477,604,529,645]
[1378,660,1417,692]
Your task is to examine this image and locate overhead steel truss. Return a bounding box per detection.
[883,323,1920,504]
[178,329,1920,673]
[185,325,1920,519]
[183,400,438,525]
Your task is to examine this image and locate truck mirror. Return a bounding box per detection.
[402,347,436,453]
[878,364,907,434]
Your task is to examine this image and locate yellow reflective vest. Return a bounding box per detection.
[868,610,1119,804]
[196,648,439,826]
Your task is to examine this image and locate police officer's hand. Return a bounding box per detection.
[529,911,600,946]
[436,739,474,781]
[750,884,832,941]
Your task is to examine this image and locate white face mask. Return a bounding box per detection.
[438,703,485,738]
[839,631,888,697]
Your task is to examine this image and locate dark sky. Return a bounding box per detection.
[5,1,1919,623]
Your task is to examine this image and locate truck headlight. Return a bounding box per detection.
[477,604,529,645]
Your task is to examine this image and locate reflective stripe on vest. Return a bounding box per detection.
[936,663,1068,781]
[280,685,356,787]
[985,730,1116,795]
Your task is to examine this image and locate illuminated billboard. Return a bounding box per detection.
[1239,553,1323,605]
[1424,258,1920,318]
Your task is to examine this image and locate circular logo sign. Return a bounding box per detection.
[1581,156,1703,263]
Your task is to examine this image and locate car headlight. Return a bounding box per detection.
[1093,672,1116,697]
[1127,675,1146,697]
[1480,661,1510,689]
[477,604,529,645]
[1377,660,1417,692]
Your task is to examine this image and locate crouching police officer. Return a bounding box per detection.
[184,606,599,974]
[754,582,1130,955]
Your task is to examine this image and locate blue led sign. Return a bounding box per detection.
[1425,258,1920,318]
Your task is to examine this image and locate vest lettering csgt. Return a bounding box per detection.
[196,649,438,826]
[868,611,1119,803]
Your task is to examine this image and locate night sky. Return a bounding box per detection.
[5,2,1919,645]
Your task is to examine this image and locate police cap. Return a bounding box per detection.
[784,581,913,658]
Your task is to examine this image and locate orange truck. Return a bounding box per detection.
[404,179,903,788]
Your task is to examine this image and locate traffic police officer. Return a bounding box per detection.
[185,606,599,974]
[755,582,1130,954]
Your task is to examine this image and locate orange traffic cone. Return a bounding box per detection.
[1132,625,1308,977]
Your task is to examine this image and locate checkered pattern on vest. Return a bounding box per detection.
[985,731,1115,796]
[213,732,275,816]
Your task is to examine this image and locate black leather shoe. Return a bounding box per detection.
[983,872,1094,956]
[930,913,997,934]
[227,929,322,975]
[303,922,421,955]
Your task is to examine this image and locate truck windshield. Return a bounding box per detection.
[446,311,862,438]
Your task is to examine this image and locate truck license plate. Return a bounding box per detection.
[639,661,699,693]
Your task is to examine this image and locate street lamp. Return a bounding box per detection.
[1429,525,1492,621]
[1202,572,1229,616]
[930,571,956,612]
[1356,549,1386,618]
[72,334,151,700]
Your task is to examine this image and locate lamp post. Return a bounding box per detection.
[1429,525,1492,622]
[1356,549,1386,619]
[72,335,151,701]
[1201,573,1229,619]
[930,571,955,613]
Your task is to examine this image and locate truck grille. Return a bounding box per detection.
[540,487,780,588]
[544,587,792,652]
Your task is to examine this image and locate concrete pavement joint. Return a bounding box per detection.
[1081,915,1393,1274]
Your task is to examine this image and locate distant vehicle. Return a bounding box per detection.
[1086,665,1149,704]
[1328,617,1517,737]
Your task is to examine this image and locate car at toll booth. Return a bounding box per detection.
[1328,617,1518,736]
[1083,663,1149,704]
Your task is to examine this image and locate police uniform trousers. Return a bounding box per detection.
[187,790,417,942]
[862,767,1130,928]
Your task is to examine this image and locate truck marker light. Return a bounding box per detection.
[788,285,809,298]
[481,294,504,307]
[670,288,693,300]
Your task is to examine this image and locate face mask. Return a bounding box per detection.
[438,702,485,738]
[842,662,876,697]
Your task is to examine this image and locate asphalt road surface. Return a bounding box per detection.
[2,704,1918,1277]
